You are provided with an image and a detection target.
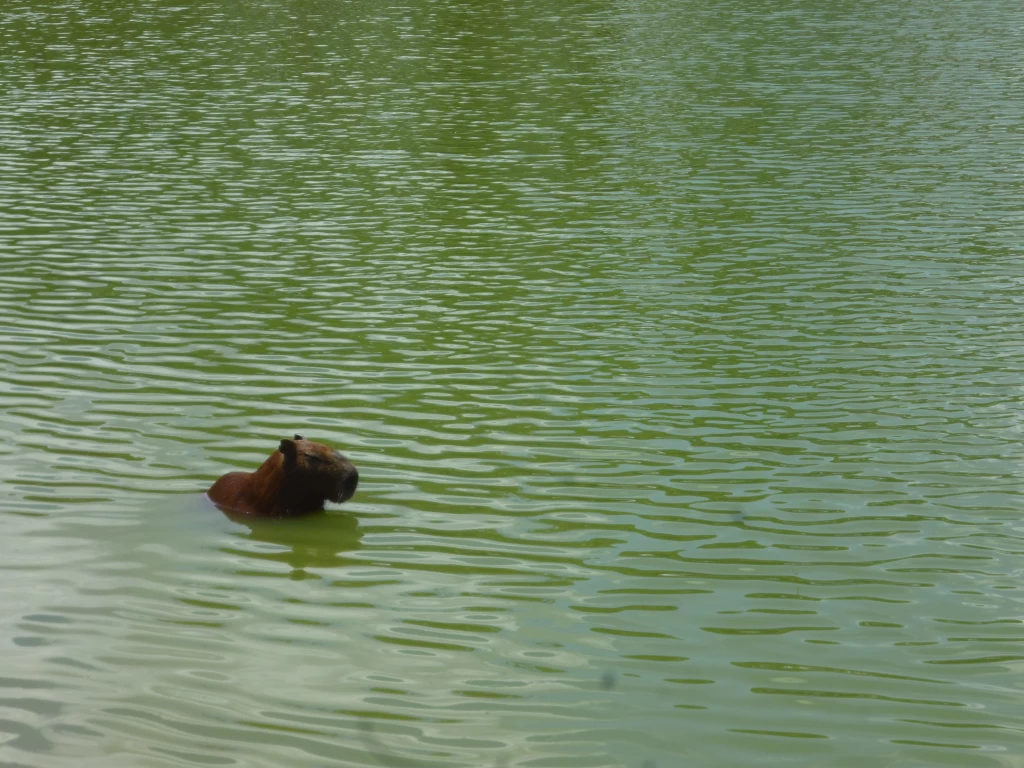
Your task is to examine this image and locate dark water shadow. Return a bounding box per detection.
[220,509,364,575]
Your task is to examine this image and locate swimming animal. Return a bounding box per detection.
[207,435,358,518]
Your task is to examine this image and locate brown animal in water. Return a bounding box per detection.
[207,435,359,518]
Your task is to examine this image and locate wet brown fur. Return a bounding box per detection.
[207,436,358,518]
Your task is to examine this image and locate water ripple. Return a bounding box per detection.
[3,0,1024,765]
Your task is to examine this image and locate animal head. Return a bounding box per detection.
[278,434,359,504]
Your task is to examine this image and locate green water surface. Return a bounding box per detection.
[2,1,1024,766]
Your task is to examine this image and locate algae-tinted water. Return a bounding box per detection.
[2,1,1024,765]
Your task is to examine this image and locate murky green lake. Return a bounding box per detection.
[3,1,1024,765]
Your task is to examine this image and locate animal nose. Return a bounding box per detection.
[339,464,359,502]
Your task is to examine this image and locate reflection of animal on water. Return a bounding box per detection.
[207,435,358,518]
[226,510,363,573]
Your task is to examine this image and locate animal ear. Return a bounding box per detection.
[293,434,304,441]
[279,438,298,462]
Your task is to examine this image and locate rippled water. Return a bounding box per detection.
[3,0,1024,765]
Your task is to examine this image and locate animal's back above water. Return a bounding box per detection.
[207,435,359,518]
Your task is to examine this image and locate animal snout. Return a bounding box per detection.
[334,455,359,503]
